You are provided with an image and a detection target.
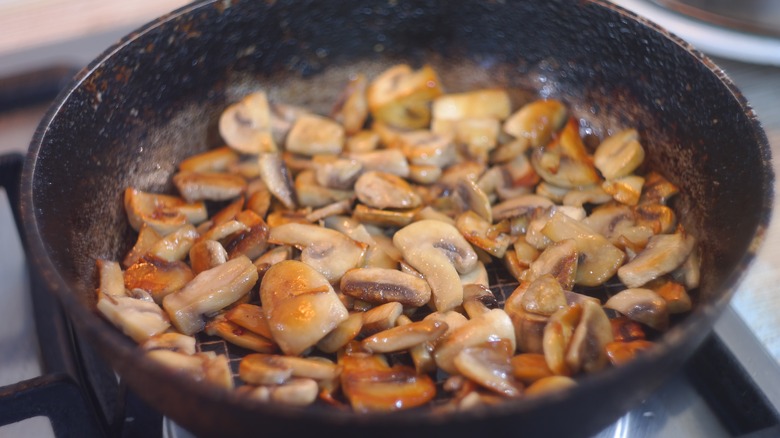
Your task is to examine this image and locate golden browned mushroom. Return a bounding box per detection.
[124,188,208,235]
[173,170,247,203]
[434,308,516,375]
[593,129,645,180]
[96,289,171,343]
[286,113,345,156]
[394,219,479,312]
[268,223,366,283]
[219,91,277,154]
[366,64,443,130]
[340,267,432,307]
[453,340,522,397]
[433,88,511,121]
[331,73,369,135]
[542,211,626,286]
[162,255,258,335]
[260,260,349,356]
[123,257,194,304]
[525,239,578,290]
[354,171,422,210]
[617,230,695,288]
[257,153,298,210]
[141,332,196,355]
[189,240,228,274]
[605,288,670,331]
[362,319,448,353]
[339,347,437,412]
[530,118,601,189]
[205,316,278,353]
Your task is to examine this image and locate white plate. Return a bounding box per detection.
[609,0,780,66]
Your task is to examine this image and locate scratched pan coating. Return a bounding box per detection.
[21,1,773,437]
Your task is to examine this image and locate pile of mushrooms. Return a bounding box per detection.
[96,64,699,412]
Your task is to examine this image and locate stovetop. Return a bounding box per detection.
[1,21,780,438]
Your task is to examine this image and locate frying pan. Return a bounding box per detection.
[20,0,774,436]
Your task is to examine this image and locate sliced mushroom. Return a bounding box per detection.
[530,118,601,188]
[432,88,511,120]
[524,375,576,397]
[141,332,196,355]
[124,258,194,304]
[462,284,499,319]
[286,113,345,156]
[316,312,364,353]
[602,175,644,206]
[339,347,437,412]
[314,157,363,190]
[649,278,692,314]
[162,255,258,335]
[454,340,522,397]
[122,223,162,267]
[260,260,349,355]
[340,268,431,307]
[593,129,645,180]
[224,303,274,339]
[561,185,613,208]
[295,169,354,208]
[525,239,578,290]
[617,230,695,288]
[362,319,448,353]
[366,64,443,130]
[354,171,422,209]
[360,302,404,336]
[179,146,240,173]
[352,204,417,228]
[542,211,626,286]
[491,194,554,222]
[124,188,208,235]
[542,304,582,376]
[219,91,277,154]
[504,282,547,354]
[510,353,554,384]
[268,223,366,283]
[434,309,516,375]
[672,245,701,289]
[633,204,677,235]
[173,170,247,203]
[455,211,513,258]
[332,73,369,135]
[189,240,228,274]
[502,99,567,154]
[96,291,170,343]
[222,210,270,260]
[348,149,410,178]
[345,130,381,153]
[432,117,501,163]
[239,353,293,385]
[253,245,293,277]
[205,317,278,353]
[452,178,493,223]
[520,274,568,317]
[97,259,126,298]
[565,300,614,374]
[147,350,234,390]
[610,316,647,342]
[257,153,297,210]
[398,130,456,169]
[605,340,655,366]
[639,171,680,205]
[604,288,669,331]
[394,220,479,312]
[408,164,443,185]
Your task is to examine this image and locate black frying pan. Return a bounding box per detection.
[21,0,774,437]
